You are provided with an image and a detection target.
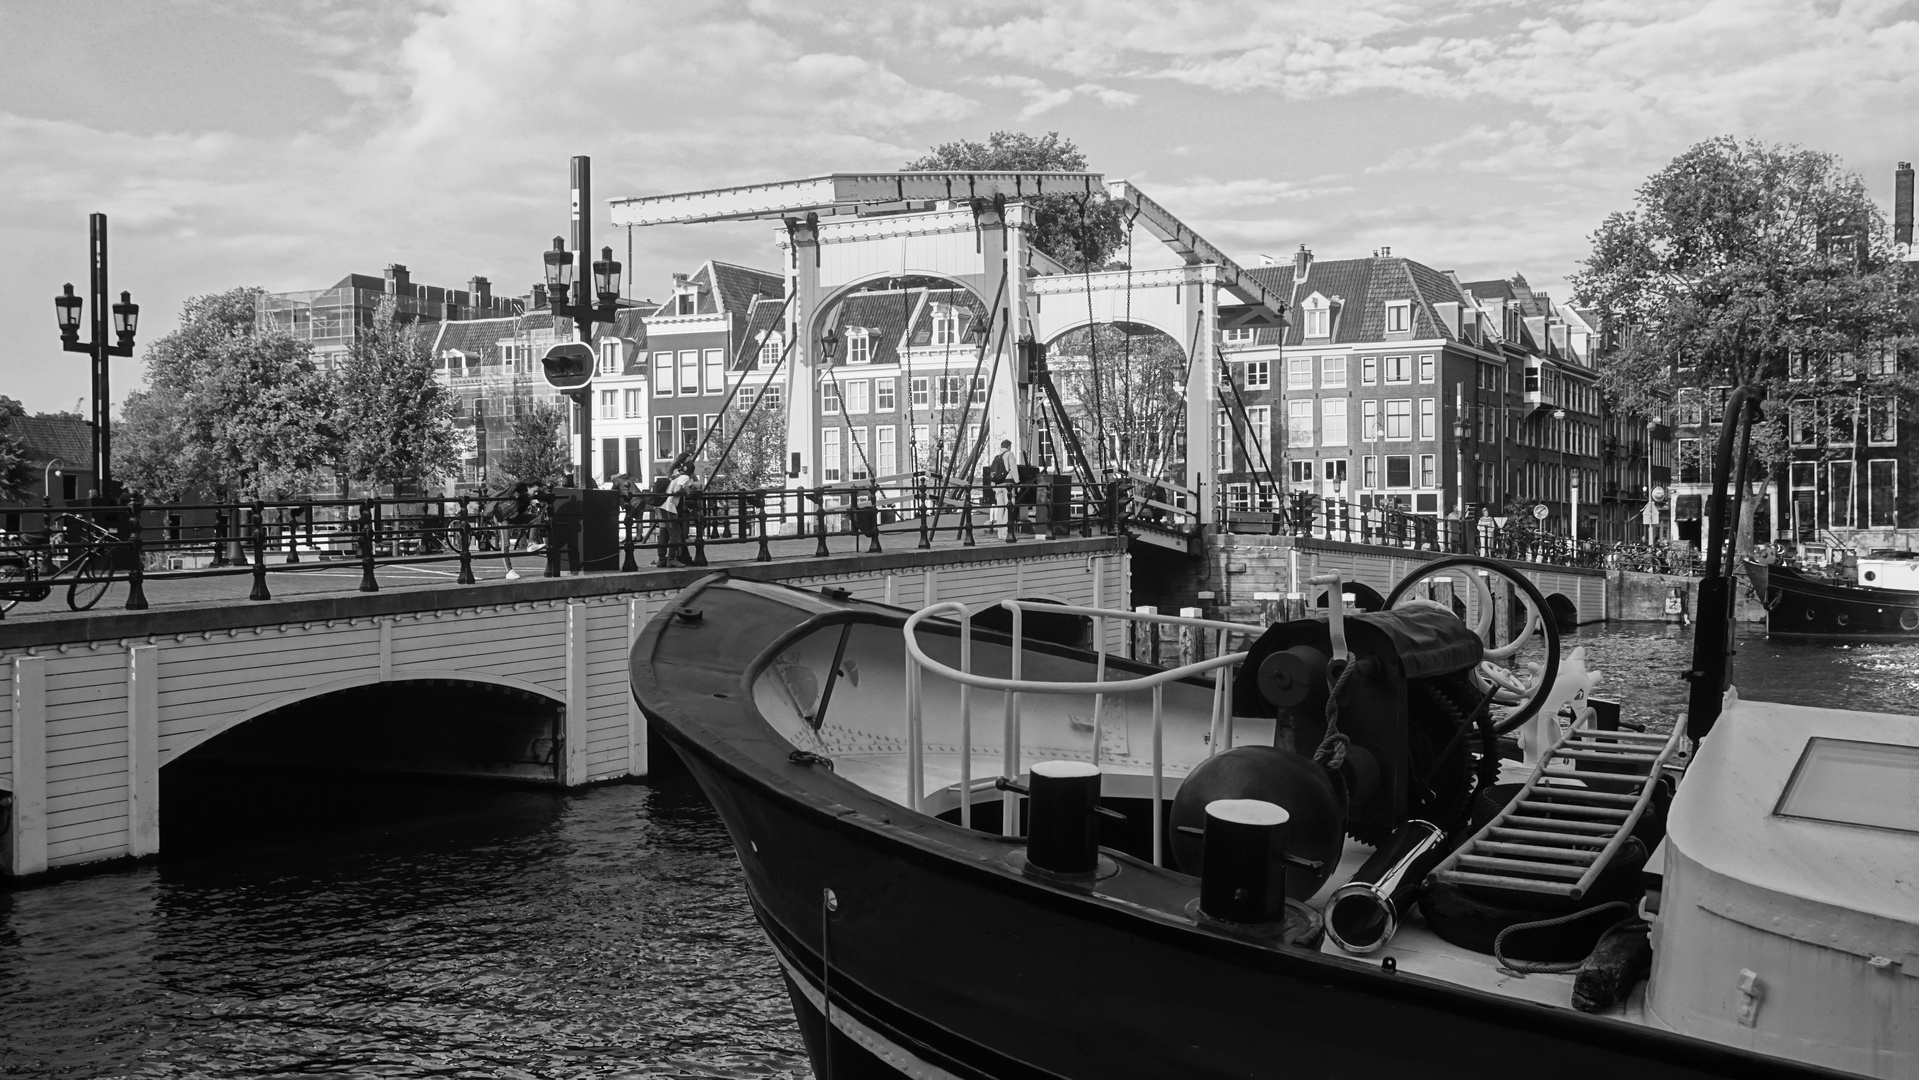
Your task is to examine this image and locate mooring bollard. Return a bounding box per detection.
[456,495,476,585]
[124,495,149,611]
[1198,799,1290,925]
[248,500,271,601]
[1024,761,1104,876]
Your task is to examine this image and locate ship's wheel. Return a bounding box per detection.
[1383,556,1562,737]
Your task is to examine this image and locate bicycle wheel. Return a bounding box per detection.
[67,549,114,611]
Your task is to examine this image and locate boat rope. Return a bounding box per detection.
[1494,901,1638,976]
[1314,657,1359,773]
[788,749,835,770]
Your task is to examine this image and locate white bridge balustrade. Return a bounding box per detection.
[1,537,1130,878]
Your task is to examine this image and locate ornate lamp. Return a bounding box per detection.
[592,246,621,306]
[542,236,574,306]
[54,283,82,343]
[111,291,139,346]
[819,326,842,364]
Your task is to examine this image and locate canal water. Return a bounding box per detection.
[3,620,1914,1078]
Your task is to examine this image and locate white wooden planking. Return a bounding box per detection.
[0,542,1123,875]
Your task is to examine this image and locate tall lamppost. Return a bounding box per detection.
[1552,406,1570,538]
[53,214,140,498]
[537,156,622,488]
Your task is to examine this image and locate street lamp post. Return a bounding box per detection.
[53,214,139,498]
[1552,406,1570,538]
[538,156,623,488]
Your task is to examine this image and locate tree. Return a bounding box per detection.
[705,396,788,491]
[496,398,570,487]
[119,286,337,500]
[1050,324,1187,479]
[336,300,461,494]
[906,131,1128,272]
[0,397,25,418]
[0,428,31,502]
[1575,138,1916,505]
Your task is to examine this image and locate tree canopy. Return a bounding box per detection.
[495,398,570,488]
[1051,324,1187,479]
[906,131,1128,272]
[1574,137,1915,471]
[335,301,462,493]
[705,396,787,491]
[0,429,31,502]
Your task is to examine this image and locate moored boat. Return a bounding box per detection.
[1749,560,1919,639]
[632,388,1913,1079]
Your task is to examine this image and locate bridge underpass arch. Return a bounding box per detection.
[1040,321,1191,485]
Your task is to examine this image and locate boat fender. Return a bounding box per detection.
[1170,746,1346,901]
[1571,919,1652,1013]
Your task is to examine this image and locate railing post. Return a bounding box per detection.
[814,487,830,558]
[1079,481,1092,538]
[691,492,709,567]
[960,487,976,547]
[621,498,639,572]
[210,506,229,567]
[867,486,883,554]
[357,498,378,592]
[542,492,561,578]
[756,502,772,562]
[248,499,271,601]
[284,504,302,563]
[301,501,314,560]
[456,495,476,584]
[124,495,149,610]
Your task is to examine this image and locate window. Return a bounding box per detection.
[1287,356,1314,390]
[1478,404,1494,443]
[654,351,675,396]
[1245,405,1272,463]
[758,332,782,368]
[701,349,723,395]
[1384,399,1412,440]
[600,389,617,420]
[845,379,870,414]
[624,389,644,418]
[761,384,782,413]
[911,377,930,407]
[1224,327,1255,345]
[654,417,674,458]
[1869,459,1897,527]
[911,424,930,467]
[625,437,642,476]
[933,310,959,346]
[1418,354,1435,383]
[1243,360,1270,389]
[972,376,986,403]
[1324,459,1347,486]
[822,381,841,414]
[679,415,700,458]
[848,428,870,480]
[1321,356,1347,389]
[876,379,896,412]
[1384,355,1411,384]
[602,438,619,478]
[1831,461,1856,528]
[1362,400,1380,441]
[1321,399,1348,446]
[1361,356,1378,385]
[1790,399,1816,446]
[1363,456,1378,488]
[679,351,700,396]
[1677,388,1704,427]
[1829,397,1857,447]
[599,340,622,376]
[1868,346,1899,377]
[1385,303,1410,334]
[738,386,757,407]
[1869,397,1897,445]
[823,428,842,482]
[877,425,897,477]
[500,342,520,372]
[847,330,872,364]
[1289,460,1314,486]
[1418,398,1436,440]
[938,376,965,408]
[1774,737,1919,834]
[1420,454,1437,488]
[1386,455,1412,488]
[1287,400,1313,447]
[1303,299,1330,338]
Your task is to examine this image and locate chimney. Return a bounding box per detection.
[385,263,411,295]
[469,276,492,311]
[1293,244,1313,282]
[1897,161,1914,248]
[532,283,548,310]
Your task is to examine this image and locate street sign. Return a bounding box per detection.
[1651,485,1669,505]
[1531,503,1550,521]
[1642,503,1661,526]
[541,341,594,392]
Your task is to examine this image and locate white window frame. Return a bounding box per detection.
[1418,398,1437,441]
[822,380,841,415]
[599,389,617,420]
[1320,355,1347,389]
[678,350,700,396]
[876,378,896,412]
[848,427,871,481]
[1418,354,1435,383]
[1287,399,1313,448]
[1243,360,1270,389]
[1362,399,1380,442]
[1384,355,1412,385]
[759,332,782,368]
[910,377,930,407]
[1361,356,1378,385]
[1303,298,1330,338]
[822,428,842,482]
[876,425,897,477]
[654,351,675,397]
[1384,399,1412,441]
[1320,398,1348,447]
[599,340,622,376]
[1385,302,1411,334]
[847,330,872,365]
[704,349,725,395]
[845,379,870,415]
[1245,405,1271,464]
[1286,356,1314,390]
[1869,396,1897,446]
[654,416,674,459]
[624,388,644,418]
[1420,454,1437,488]
[1223,327,1255,345]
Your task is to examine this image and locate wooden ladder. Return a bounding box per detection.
[1427,722,1686,899]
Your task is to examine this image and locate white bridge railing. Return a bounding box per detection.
[900,599,1266,865]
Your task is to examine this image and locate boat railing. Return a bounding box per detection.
[901,599,1262,866]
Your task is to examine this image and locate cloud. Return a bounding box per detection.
[973,74,1140,118]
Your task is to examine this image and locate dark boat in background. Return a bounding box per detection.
[1748,561,1919,638]
[632,387,1912,1080]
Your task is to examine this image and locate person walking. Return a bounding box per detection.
[497,481,533,580]
[661,463,695,567]
[990,439,1020,541]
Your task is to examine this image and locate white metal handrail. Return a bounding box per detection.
[901,600,1259,865]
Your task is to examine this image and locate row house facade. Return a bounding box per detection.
[259,263,522,370]
[1217,249,1636,536]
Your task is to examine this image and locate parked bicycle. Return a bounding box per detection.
[0,513,120,613]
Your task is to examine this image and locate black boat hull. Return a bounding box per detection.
[635,575,1843,1080]
[1750,562,1919,639]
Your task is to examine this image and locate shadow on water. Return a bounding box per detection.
[2,743,810,1079]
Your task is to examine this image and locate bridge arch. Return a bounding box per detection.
[1038,316,1191,356]
[1316,581,1387,613]
[1544,593,1579,634]
[971,595,1093,648]
[164,668,567,769]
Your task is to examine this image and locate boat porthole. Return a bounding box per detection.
[1902,611,1918,631]
[1865,571,1877,582]
[1806,609,1816,620]
[1837,614,1850,626]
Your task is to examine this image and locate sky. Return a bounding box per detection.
[2,0,1915,414]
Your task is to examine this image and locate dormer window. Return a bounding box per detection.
[598,340,621,376]
[1302,295,1331,339]
[758,332,782,369]
[1385,302,1411,334]
[847,329,872,364]
[932,308,959,347]
[1223,327,1255,345]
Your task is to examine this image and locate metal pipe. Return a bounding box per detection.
[1151,683,1164,867]
[1002,601,1025,836]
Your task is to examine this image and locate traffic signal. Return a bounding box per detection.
[541,341,594,392]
